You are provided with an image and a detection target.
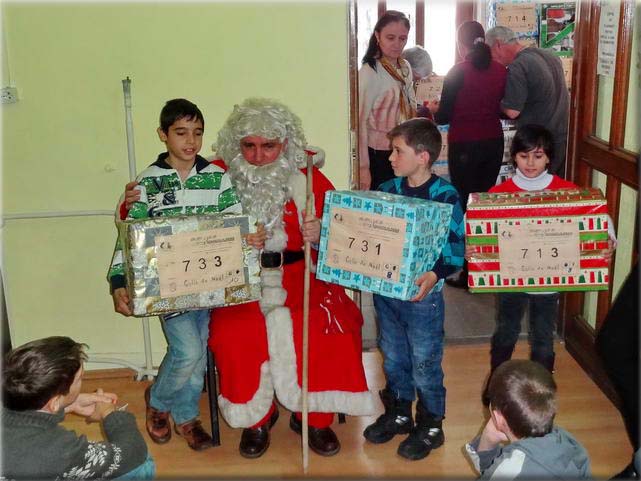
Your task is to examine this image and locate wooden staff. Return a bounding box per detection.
[301,149,316,473]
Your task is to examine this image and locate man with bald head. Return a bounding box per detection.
[486,26,569,177]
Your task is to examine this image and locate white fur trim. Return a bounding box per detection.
[265,301,380,415]
[289,170,312,225]
[265,227,287,252]
[217,361,275,428]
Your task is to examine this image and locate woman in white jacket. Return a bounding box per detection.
[358,10,416,190]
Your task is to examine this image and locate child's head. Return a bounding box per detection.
[159,98,204,134]
[387,118,441,177]
[510,124,554,178]
[158,99,205,164]
[488,359,557,439]
[3,336,88,411]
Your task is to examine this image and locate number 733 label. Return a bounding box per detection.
[155,226,245,298]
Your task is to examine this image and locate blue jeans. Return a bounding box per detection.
[493,293,559,363]
[150,309,209,425]
[373,290,446,418]
[115,454,156,480]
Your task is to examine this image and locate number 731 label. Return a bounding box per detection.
[498,220,580,279]
[326,207,405,281]
[155,226,245,298]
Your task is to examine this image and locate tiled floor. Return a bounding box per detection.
[361,284,499,349]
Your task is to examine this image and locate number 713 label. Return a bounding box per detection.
[498,220,580,279]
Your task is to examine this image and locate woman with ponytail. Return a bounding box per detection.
[358,10,416,190]
[433,21,507,288]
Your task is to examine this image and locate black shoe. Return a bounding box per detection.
[239,408,279,459]
[397,425,445,460]
[445,271,467,289]
[289,413,341,456]
[612,461,639,480]
[363,390,413,444]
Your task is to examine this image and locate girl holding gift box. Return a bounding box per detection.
[472,124,616,405]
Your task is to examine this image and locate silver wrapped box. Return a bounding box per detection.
[119,214,261,316]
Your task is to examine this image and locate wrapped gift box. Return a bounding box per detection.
[430,125,450,181]
[466,188,609,292]
[119,213,261,316]
[416,75,444,106]
[316,190,452,300]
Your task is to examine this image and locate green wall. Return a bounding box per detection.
[2,2,350,368]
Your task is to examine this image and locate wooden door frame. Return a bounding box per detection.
[563,0,638,404]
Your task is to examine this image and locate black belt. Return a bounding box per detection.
[260,250,305,269]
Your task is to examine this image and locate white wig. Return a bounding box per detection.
[214,97,324,168]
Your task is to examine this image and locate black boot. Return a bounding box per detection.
[531,351,555,373]
[397,401,444,460]
[482,344,515,406]
[363,389,413,444]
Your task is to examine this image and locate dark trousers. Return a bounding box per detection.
[448,137,503,280]
[447,137,504,212]
[368,147,394,190]
[596,262,639,451]
[491,292,559,372]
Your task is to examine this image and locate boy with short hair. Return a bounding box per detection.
[363,117,465,460]
[108,98,243,451]
[466,359,591,479]
[2,336,154,480]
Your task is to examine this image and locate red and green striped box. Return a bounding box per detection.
[466,188,609,293]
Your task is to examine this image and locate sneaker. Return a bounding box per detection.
[144,385,171,444]
[397,425,444,460]
[175,419,214,451]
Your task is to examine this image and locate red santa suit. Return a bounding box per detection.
[208,165,379,429]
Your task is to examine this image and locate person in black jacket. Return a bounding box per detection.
[596,262,639,479]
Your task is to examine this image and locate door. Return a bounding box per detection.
[563,0,638,402]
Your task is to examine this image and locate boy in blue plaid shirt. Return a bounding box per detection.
[363,118,465,461]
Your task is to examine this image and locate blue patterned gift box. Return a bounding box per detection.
[316,190,452,300]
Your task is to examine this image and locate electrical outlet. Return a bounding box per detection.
[1,87,18,104]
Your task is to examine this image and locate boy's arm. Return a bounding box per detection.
[431,182,465,280]
[465,416,513,478]
[61,411,149,479]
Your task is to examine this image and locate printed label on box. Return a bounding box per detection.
[497,220,580,279]
[156,226,245,297]
[326,207,405,282]
[496,2,537,34]
[416,76,444,105]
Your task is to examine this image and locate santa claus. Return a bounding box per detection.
[208,98,378,458]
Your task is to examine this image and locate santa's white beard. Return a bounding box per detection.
[227,153,296,235]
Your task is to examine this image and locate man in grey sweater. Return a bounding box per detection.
[2,336,154,479]
[486,26,570,177]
